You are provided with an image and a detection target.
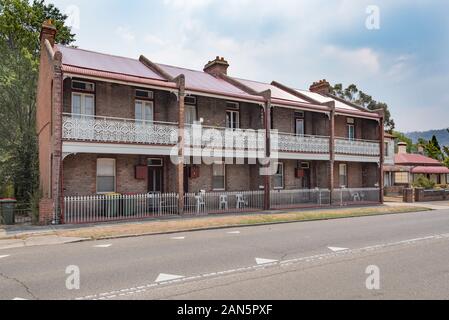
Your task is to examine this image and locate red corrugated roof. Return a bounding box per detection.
[395,153,442,165]
[156,63,257,99]
[411,166,449,174]
[57,45,166,81]
[62,65,177,89]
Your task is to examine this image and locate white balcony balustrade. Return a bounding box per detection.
[62,114,178,145]
[334,138,380,157]
[184,125,266,152]
[271,132,330,154]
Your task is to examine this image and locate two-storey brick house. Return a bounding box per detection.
[37,22,384,224]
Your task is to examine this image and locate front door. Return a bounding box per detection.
[148,167,163,193]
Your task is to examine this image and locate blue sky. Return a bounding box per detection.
[48,0,449,132]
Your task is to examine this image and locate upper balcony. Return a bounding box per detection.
[334,137,381,159]
[62,113,179,146]
[272,132,330,154]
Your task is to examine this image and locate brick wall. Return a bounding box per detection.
[335,115,378,140]
[197,96,262,129]
[272,108,328,135]
[63,79,178,122]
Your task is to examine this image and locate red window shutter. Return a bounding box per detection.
[135,166,148,180]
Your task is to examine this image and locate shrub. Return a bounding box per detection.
[413,176,436,190]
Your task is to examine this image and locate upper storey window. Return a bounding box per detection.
[71,80,95,116]
[347,118,355,140]
[135,89,154,123]
[226,102,240,129]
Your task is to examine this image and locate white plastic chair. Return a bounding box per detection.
[195,193,206,213]
[236,194,247,209]
[219,195,228,210]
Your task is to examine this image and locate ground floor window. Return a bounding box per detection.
[212,163,226,191]
[339,163,348,187]
[395,172,409,184]
[273,162,284,189]
[97,158,116,193]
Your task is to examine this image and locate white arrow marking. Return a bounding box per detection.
[155,273,185,283]
[171,237,185,240]
[255,258,278,265]
[227,231,241,234]
[94,244,112,248]
[328,247,349,252]
[0,255,10,259]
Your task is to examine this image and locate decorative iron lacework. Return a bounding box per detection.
[335,138,380,156]
[62,115,178,145]
[184,126,266,151]
[272,133,330,153]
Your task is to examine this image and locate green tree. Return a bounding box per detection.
[0,0,75,202]
[392,131,417,153]
[331,83,395,131]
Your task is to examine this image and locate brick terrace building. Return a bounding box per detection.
[37,22,385,224]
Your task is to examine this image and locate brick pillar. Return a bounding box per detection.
[52,51,64,224]
[176,75,186,214]
[264,101,272,210]
[328,104,336,205]
[378,116,385,204]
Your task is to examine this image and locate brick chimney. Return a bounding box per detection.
[40,19,57,46]
[417,144,424,155]
[397,142,407,154]
[309,79,331,95]
[204,56,229,76]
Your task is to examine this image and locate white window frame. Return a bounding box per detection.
[273,162,285,190]
[226,110,240,129]
[339,163,348,188]
[395,172,410,184]
[185,95,197,105]
[135,99,154,123]
[135,89,154,100]
[71,92,95,116]
[347,124,355,141]
[96,158,116,194]
[185,104,198,125]
[147,158,164,167]
[212,163,226,191]
[295,118,305,136]
[72,80,95,92]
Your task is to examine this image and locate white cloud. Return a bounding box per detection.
[322,46,381,74]
[115,26,135,42]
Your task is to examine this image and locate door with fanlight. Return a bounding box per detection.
[148,158,164,193]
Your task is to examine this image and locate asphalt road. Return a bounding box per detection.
[1,209,449,300]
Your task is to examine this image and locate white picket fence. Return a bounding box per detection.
[64,193,179,224]
[184,191,265,215]
[333,188,380,206]
[270,189,331,208]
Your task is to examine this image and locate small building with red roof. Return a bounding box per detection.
[384,141,449,190]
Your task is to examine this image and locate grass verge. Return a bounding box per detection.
[27,205,431,241]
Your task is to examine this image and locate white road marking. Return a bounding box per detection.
[75,232,449,301]
[227,231,241,234]
[155,273,185,283]
[12,297,28,300]
[255,258,279,265]
[171,237,186,240]
[328,246,349,252]
[94,244,112,248]
[0,255,10,259]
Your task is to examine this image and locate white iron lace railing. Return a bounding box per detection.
[184,124,266,152]
[334,137,380,156]
[271,132,330,154]
[62,113,178,145]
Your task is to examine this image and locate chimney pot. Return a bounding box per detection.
[309,79,331,95]
[40,20,57,46]
[204,56,230,76]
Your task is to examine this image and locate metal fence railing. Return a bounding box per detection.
[184,191,264,215]
[270,189,331,209]
[333,188,380,206]
[64,193,179,224]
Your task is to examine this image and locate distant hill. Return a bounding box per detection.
[405,129,449,147]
